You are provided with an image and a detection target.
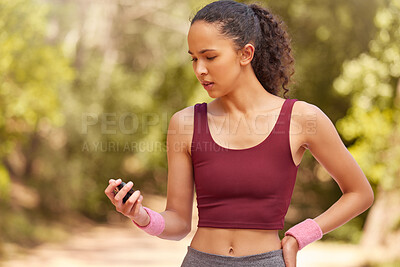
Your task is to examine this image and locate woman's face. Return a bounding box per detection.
[187,20,242,97]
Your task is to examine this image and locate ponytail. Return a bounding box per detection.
[190,1,294,98]
[249,4,294,99]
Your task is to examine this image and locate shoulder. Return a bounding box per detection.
[291,99,323,120]
[167,105,197,152]
[168,105,196,130]
[291,99,339,149]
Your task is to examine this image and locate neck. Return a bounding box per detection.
[216,67,278,116]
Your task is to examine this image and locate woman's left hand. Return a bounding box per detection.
[281,235,299,267]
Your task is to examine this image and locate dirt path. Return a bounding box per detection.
[0,195,380,267]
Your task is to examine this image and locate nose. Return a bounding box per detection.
[194,61,208,77]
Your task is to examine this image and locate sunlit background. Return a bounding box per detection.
[0,0,399,266]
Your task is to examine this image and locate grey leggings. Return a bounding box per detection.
[180,246,286,267]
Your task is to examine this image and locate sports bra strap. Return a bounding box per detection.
[193,102,208,139]
[273,98,297,135]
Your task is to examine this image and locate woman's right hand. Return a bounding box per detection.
[104,178,149,226]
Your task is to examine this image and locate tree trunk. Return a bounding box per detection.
[361,186,400,261]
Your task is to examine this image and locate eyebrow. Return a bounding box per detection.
[188,49,217,55]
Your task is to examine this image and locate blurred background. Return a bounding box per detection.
[0,0,399,266]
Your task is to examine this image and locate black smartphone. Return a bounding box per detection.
[114,181,135,204]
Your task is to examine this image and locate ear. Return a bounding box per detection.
[239,43,255,66]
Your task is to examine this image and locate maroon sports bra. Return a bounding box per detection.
[191,98,299,230]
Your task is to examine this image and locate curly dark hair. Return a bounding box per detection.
[190,0,295,99]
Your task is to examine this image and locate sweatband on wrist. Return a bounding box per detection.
[132,206,165,236]
[284,218,323,250]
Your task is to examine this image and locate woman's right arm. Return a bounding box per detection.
[105,107,195,241]
[155,107,195,240]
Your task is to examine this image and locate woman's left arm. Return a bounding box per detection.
[281,101,374,267]
[299,101,374,234]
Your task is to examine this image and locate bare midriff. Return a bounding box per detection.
[189,227,282,257]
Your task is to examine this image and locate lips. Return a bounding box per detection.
[201,81,214,90]
[201,81,214,86]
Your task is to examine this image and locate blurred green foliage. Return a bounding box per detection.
[334,0,400,190]
[0,0,398,258]
[0,165,10,200]
[0,0,74,250]
[0,0,74,151]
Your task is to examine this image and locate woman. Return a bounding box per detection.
[104,1,374,266]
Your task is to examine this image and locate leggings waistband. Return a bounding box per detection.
[186,246,283,262]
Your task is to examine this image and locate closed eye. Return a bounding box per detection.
[190,56,216,62]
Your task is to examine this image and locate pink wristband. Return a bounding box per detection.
[284,218,323,250]
[132,207,165,236]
